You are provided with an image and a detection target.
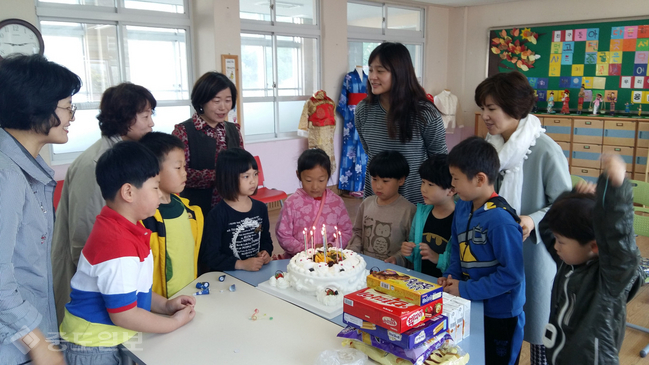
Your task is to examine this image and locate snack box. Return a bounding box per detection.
[343,312,448,349]
[443,292,471,339]
[367,269,443,306]
[343,287,443,334]
[442,300,463,343]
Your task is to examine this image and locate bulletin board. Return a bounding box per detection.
[487,18,649,113]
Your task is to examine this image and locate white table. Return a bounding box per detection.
[122,272,345,364]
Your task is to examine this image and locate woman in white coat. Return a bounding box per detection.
[475,71,571,365]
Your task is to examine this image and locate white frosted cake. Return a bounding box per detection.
[269,247,368,305]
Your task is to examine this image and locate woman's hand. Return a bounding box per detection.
[519,215,535,241]
[25,329,65,365]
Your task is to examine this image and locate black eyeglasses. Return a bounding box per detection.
[57,104,77,119]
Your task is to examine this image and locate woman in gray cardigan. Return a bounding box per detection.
[475,71,571,365]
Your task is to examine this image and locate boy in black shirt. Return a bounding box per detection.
[402,155,455,277]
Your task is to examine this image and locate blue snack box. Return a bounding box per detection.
[343,312,447,349]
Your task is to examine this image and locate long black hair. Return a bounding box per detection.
[366,42,436,143]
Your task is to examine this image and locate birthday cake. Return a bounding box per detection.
[268,247,368,305]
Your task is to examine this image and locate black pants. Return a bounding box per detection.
[485,315,522,365]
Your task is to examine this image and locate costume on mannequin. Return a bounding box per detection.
[433,90,461,133]
[338,67,368,195]
[298,90,336,172]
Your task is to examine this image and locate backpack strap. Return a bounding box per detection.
[484,196,521,224]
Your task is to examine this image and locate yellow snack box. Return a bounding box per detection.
[367,270,443,306]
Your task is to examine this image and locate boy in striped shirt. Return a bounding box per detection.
[60,141,195,365]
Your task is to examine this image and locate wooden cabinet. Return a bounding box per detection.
[474,113,649,182]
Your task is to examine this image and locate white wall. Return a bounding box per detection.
[448,0,649,146]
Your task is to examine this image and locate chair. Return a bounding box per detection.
[54,180,64,211]
[251,156,287,207]
[570,174,585,187]
[631,179,649,207]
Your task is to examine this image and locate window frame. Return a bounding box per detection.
[347,1,425,84]
[240,0,321,142]
[36,0,194,164]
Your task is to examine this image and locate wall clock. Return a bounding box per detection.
[0,18,45,60]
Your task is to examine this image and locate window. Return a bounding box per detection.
[347,1,424,83]
[240,0,320,140]
[36,0,192,163]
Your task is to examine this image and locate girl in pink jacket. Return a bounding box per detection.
[275,148,353,257]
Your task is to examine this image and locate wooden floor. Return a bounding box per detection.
[268,194,649,364]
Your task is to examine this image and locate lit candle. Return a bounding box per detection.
[322,226,327,258]
[303,228,307,253]
[334,226,339,251]
[312,226,316,250]
[310,229,314,252]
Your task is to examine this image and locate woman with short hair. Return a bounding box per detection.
[172,72,244,216]
[0,54,81,365]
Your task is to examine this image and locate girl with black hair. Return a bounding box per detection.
[275,148,353,257]
[198,148,273,273]
[355,42,447,205]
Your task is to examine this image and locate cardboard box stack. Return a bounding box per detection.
[339,269,465,364]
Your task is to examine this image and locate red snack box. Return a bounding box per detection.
[343,288,443,334]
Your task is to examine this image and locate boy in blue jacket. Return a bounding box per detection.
[440,136,525,365]
[401,155,455,277]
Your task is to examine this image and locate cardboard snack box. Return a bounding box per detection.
[367,269,443,306]
[343,312,448,349]
[343,287,443,334]
[443,292,471,339]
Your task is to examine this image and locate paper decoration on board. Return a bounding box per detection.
[645,77,649,89]
[583,77,594,89]
[586,41,599,52]
[596,64,609,76]
[624,39,637,51]
[585,52,597,64]
[572,64,584,76]
[537,90,547,101]
[559,77,571,88]
[571,77,583,88]
[621,76,633,88]
[638,39,649,51]
[635,64,648,76]
[528,77,538,88]
[633,90,644,103]
[626,26,639,39]
[610,51,623,64]
[584,90,593,102]
[537,78,548,89]
[636,51,649,64]
[610,39,623,51]
[593,77,607,89]
[635,76,646,89]
[609,64,621,76]
[587,28,600,40]
[562,54,573,65]
[490,28,540,72]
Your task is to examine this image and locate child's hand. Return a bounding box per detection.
[443,277,460,296]
[401,241,416,256]
[519,215,535,241]
[574,180,596,194]
[384,256,397,264]
[236,257,264,271]
[437,274,451,287]
[166,295,196,315]
[257,250,271,264]
[601,153,626,187]
[420,243,439,264]
[171,305,195,328]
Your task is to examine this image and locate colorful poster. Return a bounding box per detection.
[635,76,646,89]
[586,28,600,40]
[610,39,623,51]
[553,30,563,42]
[584,90,593,102]
[644,91,649,104]
[636,51,649,64]
[624,39,637,51]
[571,76,583,88]
[625,26,639,39]
[611,26,624,39]
[586,41,599,52]
[609,64,621,76]
[559,77,571,88]
[632,90,643,103]
[551,42,563,54]
[585,52,597,65]
[528,77,538,88]
[583,77,594,88]
[537,90,547,101]
[635,64,648,76]
[639,25,649,38]
[549,64,561,77]
[597,52,610,63]
[537,78,549,89]
[610,51,623,64]
[596,64,609,76]
[562,54,573,65]
[574,29,588,41]
[638,39,649,51]
[565,29,574,42]
[621,76,633,89]
[562,42,575,53]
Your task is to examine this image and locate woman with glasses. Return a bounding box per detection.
[0,54,81,365]
[52,82,157,325]
[172,72,244,217]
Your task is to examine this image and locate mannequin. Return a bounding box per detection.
[298,90,336,172]
[433,89,461,133]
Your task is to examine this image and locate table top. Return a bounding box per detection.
[122,272,345,364]
[225,254,485,364]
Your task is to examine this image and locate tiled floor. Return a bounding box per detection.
[267,194,649,364]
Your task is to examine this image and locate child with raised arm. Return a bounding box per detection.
[199,148,273,272]
[139,132,204,298]
[276,148,352,257]
[441,136,525,365]
[401,155,455,277]
[540,154,645,365]
[348,150,416,265]
[60,142,196,364]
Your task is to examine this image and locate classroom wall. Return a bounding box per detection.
[448,0,649,145]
